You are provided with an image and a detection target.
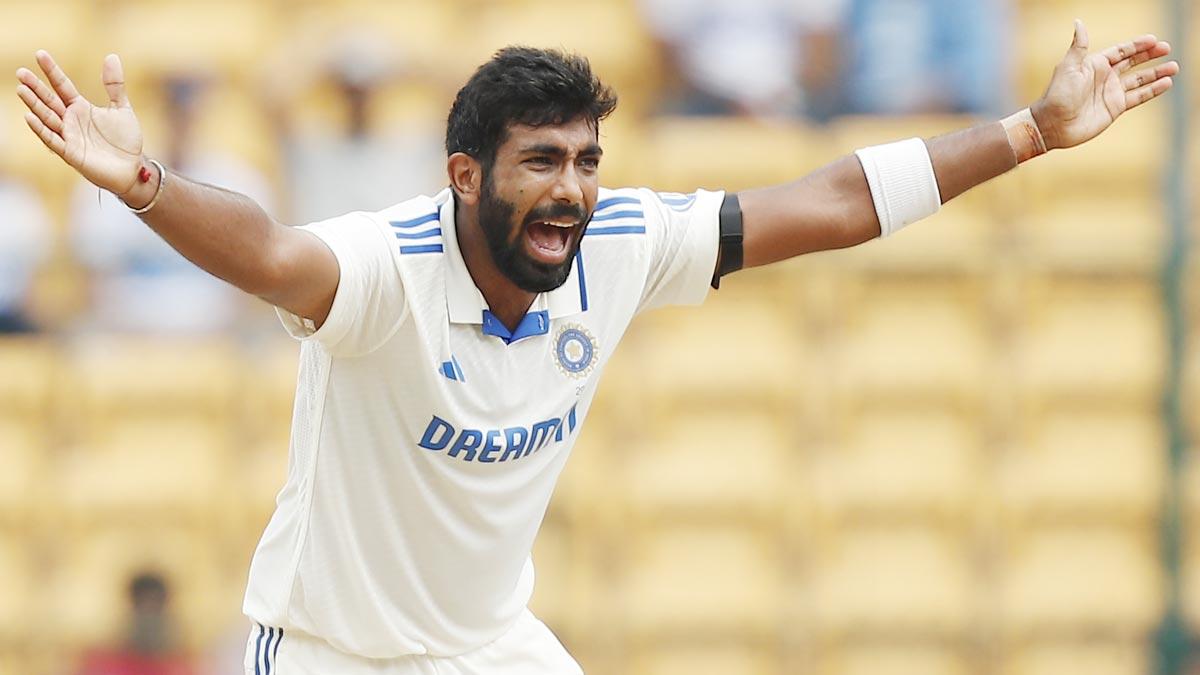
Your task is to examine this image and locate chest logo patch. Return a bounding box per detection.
[554,324,597,378]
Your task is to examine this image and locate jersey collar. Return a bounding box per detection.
[438,189,587,330]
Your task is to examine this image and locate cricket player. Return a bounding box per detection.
[15,20,1177,675]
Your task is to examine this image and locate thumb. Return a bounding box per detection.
[102,53,130,107]
[1069,19,1090,57]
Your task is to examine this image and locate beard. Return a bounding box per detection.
[477,173,587,293]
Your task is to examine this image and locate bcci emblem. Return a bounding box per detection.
[554,324,597,378]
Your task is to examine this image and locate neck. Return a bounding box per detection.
[455,201,535,331]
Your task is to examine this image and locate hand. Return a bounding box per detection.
[1030,20,1178,151]
[15,51,144,195]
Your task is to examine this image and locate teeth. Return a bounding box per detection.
[540,221,575,229]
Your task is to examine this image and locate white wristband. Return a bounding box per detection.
[854,137,942,237]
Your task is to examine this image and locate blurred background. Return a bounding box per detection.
[0,0,1195,673]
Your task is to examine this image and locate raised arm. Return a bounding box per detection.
[737,21,1179,268]
[15,51,340,325]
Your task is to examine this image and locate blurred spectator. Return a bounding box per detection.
[842,0,1012,116]
[264,32,447,224]
[74,571,195,675]
[0,123,53,333]
[69,73,276,334]
[639,0,848,120]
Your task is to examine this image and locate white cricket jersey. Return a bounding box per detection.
[243,185,723,658]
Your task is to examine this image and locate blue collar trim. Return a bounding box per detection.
[481,309,550,345]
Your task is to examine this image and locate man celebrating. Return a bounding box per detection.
[16,20,1177,675]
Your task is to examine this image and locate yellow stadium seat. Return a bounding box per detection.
[629,643,782,675]
[832,277,989,404]
[816,643,970,675]
[621,525,784,639]
[813,408,982,524]
[0,337,57,418]
[529,521,606,645]
[622,408,796,522]
[66,336,241,429]
[1014,278,1163,405]
[641,117,832,193]
[1013,195,1164,273]
[45,524,239,650]
[831,205,996,273]
[0,2,87,71]
[997,528,1161,637]
[997,410,1163,523]
[462,0,659,112]
[810,528,972,639]
[631,286,807,409]
[1000,641,1150,675]
[0,532,34,642]
[54,420,233,523]
[0,418,44,522]
[97,2,279,77]
[240,339,300,445]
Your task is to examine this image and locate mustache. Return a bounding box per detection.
[523,203,589,226]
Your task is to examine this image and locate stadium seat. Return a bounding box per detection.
[528,520,607,646]
[53,419,233,523]
[997,409,1163,524]
[45,524,240,650]
[1013,195,1164,273]
[462,0,659,113]
[628,642,783,675]
[620,524,785,639]
[0,337,58,419]
[641,117,831,193]
[815,643,970,675]
[97,2,279,77]
[65,336,241,431]
[1013,277,1163,405]
[0,417,44,523]
[812,407,982,524]
[809,527,973,639]
[621,408,797,522]
[1000,641,1149,675]
[631,283,807,409]
[831,277,990,404]
[239,339,301,445]
[0,531,34,642]
[997,528,1161,638]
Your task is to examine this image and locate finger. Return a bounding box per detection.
[1069,19,1089,56]
[1122,61,1180,92]
[16,83,63,133]
[23,111,66,157]
[1114,41,1171,73]
[34,49,81,105]
[1124,76,1173,111]
[15,67,66,117]
[102,53,129,107]
[1101,34,1160,66]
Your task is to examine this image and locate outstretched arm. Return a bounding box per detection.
[737,21,1179,269]
[15,51,340,325]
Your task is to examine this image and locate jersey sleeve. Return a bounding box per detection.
[636,188,724,312]
[275,212,407,356]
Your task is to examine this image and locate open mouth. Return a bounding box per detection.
[525,219,578,263]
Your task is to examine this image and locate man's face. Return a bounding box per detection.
[476,118,602,293]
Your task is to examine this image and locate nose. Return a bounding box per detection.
[551,162,584,207]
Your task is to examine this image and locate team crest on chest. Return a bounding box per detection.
[554,324,598,378]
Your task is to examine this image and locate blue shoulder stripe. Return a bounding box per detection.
[594,195,641,212]
[591,209,643,222]
[393,227,442,240]
[400,244,444,255]
[586,225,646,236]
[391,212,439,229]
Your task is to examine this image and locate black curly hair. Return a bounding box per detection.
[445,46,618,169]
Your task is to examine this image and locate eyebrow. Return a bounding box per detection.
[519,143,604,158]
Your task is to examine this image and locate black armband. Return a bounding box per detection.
[711,192,744,289]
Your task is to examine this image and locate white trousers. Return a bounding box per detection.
[243,611,584,675]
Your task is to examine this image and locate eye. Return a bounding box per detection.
[579,157,600,170]
[525,156,553,168]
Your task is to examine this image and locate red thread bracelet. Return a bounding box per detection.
[137,165,152,183]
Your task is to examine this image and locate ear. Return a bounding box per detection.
[447,153,482,206]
